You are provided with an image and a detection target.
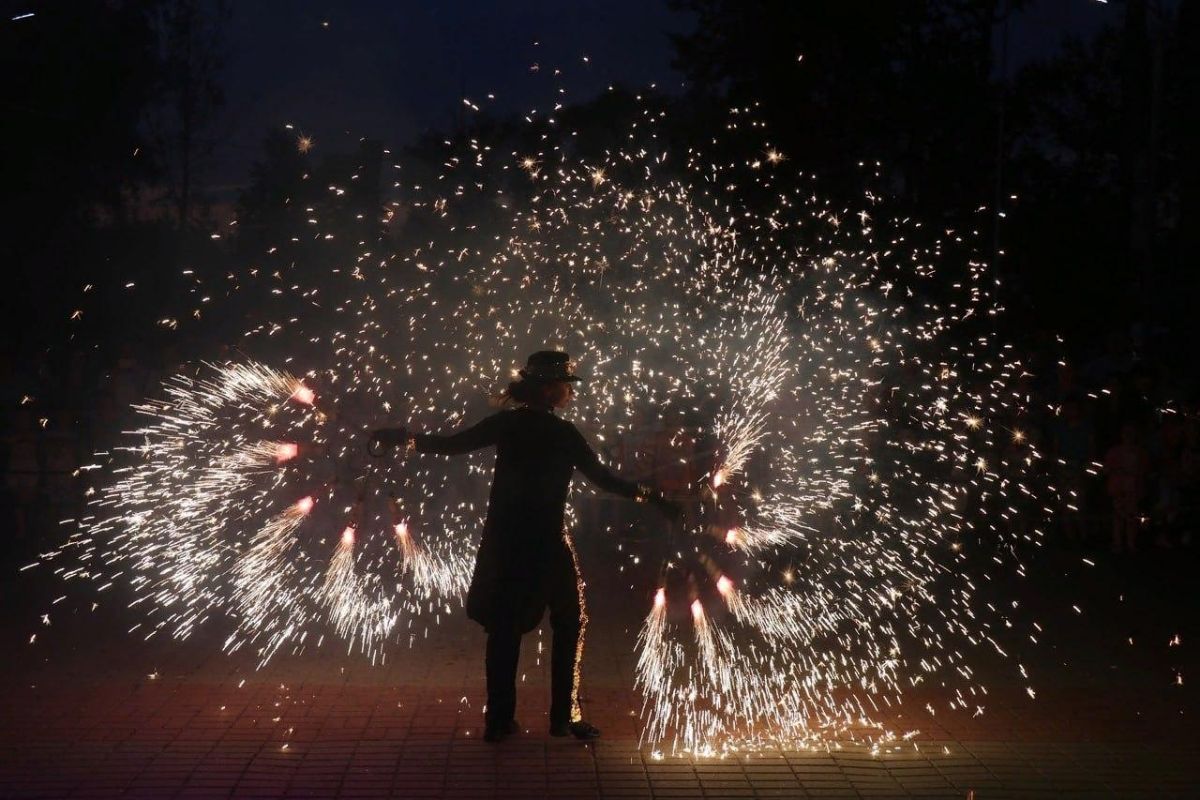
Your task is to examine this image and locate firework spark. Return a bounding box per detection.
[45,89,1054,756]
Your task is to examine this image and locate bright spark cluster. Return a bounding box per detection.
[44,92,1052,755]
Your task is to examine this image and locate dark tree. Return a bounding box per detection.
[1004,4,1184,340]
[145,0,231,230]
[1176,1,1200,263]
[234,127,314,254]
[1004,28,1126,335]
[0,1,162,358]
[668,0,1021,213]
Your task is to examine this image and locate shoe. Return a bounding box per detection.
[549,719,601,740]
[483,718,519,743]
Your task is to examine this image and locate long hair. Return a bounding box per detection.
[493,377,548,408]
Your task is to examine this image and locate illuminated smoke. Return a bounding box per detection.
[45,94,1052,755]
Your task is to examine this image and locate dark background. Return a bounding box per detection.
[0,3,1196,761]
[1,0,1197,564]
[3,1,1195,354]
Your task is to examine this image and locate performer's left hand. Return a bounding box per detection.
[649,492,684,522]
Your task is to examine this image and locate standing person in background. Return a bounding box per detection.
[1104,422,1150,554]
[371,351,680,742]
[1052,395,1096,544]
[1178,406,1200,546]
[41,416,78,521]
[4,406,41,541]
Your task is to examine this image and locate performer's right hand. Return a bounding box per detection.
[368,426,409,455]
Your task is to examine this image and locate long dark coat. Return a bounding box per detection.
[414,407,642,632]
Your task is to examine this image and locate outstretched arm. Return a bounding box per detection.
[575,436,642,498]
[570,426,684,520]
[413,413,505,456]
[571,425,659,500]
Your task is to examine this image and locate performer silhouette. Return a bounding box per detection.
[371,350,678,742]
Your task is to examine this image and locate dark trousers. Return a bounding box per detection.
[484,573,581,729]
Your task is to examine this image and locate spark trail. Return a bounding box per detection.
[43,92,1053,754]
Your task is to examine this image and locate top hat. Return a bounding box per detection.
[518,350,581,383]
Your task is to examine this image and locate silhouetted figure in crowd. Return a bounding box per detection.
[1104,422,1150,553]
[1052,396,1096,543]
[371,351,679,742]
[4,407,41,540]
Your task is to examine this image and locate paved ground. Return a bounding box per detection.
[2,534,1197,799]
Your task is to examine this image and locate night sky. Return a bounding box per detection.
[175,0,1128,195]
[212,0,690,189]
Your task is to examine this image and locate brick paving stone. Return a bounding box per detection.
[599,790,653,799]
[853,788,910,798]
[5,551,1199,800]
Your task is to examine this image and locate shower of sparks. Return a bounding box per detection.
[47,360,470,667]
[43,88,1055,755]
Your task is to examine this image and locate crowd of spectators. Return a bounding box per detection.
[1037,328,1199,553]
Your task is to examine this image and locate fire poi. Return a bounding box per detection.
[40,94,1051,756]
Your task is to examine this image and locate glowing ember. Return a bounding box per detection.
[275,442,299,463]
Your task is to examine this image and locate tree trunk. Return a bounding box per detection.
[177,1,194,231]
[1174,1,1199,332]
[1121,0,1154,307]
